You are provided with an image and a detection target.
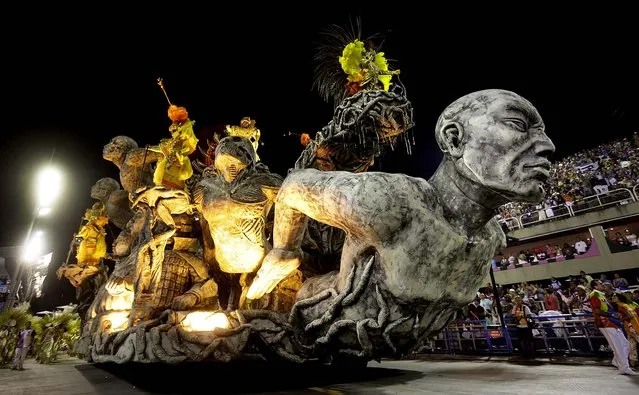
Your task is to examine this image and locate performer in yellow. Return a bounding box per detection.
[76,203,109,266]
[151,78,199,189]
[614,292,639,368]
[151,104,199,189]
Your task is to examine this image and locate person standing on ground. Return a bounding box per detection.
[11,321,35,371]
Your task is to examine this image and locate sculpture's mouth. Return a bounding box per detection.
[524,161,551,181]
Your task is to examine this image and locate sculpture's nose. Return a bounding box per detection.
[533,130,555,160]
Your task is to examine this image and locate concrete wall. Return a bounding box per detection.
[494,225,639,285]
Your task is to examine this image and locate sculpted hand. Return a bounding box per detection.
[246,248,301,300]
[105,275,133,296]
[171,294,199,311]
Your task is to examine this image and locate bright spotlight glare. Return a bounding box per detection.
[23,232,45,262]
[37,167,62,208]
[38,207,52,217]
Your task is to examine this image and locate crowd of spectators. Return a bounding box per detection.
[492,235,598,271]
[465,271,638,324]
[497,135,639,223]
[460,271,639,365]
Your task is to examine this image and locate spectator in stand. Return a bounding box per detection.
[574,237,588,255]
[467,298,486,321]
[535,248,547,262]
[580,270,594,285]
[517,251,526,264]
[480,293,494,324]
[613,273,630,290]
[570,285,591,313]
[544,287,560,311]
[546,244,557,258]
[563,243,576,259]
[624,228,638,247]
[615,232,632,247]
[551,277,562,290]
[554,244,563,257]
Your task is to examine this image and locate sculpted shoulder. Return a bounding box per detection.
[486,217,508,251]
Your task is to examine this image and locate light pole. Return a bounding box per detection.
[3,165,62,310]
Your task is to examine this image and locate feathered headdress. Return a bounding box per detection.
[313,19,400,105]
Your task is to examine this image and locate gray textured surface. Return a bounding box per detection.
[249,89,556,359]
[1,356,636,394]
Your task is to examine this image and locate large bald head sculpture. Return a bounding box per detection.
[435,89,555,203]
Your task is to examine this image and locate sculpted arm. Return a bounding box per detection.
[124,147,164,167]
[271,168,371,252]
[247,168,405,299]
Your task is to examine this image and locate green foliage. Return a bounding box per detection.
[33,311,82,364]
[0,303,35,366]
[0,305,82,366]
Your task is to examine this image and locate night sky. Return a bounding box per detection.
[2,9,637,309]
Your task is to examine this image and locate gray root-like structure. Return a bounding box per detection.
[295,87,414,173]
[88,309,304,364]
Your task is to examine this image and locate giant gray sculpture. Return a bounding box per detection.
[247,89,555,359]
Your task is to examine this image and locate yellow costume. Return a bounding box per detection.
[76,204,109,266]
[152,105,199,189]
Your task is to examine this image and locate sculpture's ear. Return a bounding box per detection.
[438,121,465,159]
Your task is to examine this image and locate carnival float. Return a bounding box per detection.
[57,22,554,366]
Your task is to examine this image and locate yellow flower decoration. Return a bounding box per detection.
[339,40,399,94]
[339,40,365,79]
[374,52,389,71]
[374,52,392,90]
[378,75,392,91]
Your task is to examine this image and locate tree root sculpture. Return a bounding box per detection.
[86,252,432,365]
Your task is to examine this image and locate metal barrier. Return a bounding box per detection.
[495,188,638,230]
[423,314,612,356]
[571,188,635,215]
[498,217,522,231]
[518,204,571,228]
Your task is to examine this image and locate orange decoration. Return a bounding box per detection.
[168,105,189,122]
[300,133,312,146]
[345,81,362,96]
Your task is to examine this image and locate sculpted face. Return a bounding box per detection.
[215,154,247,183]
[91,178,120,201]
[103,136,138,163]
[447,90,555,202]
[213,136,255,183]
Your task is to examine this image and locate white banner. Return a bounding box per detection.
[576,162,598,173]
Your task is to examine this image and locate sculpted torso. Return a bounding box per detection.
[196,175,278,273]
[282,170,505,304]
[118,151,156,193]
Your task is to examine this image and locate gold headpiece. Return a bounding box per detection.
[225,117,261,161]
